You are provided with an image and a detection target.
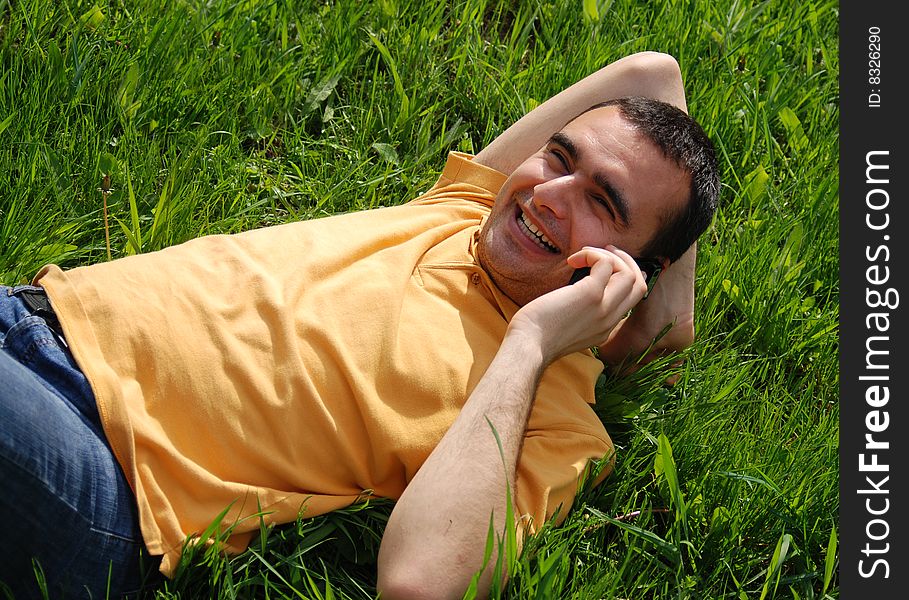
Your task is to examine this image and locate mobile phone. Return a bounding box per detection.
[568,267,591,285]
[634,258,663,298]
[569,257,663,299]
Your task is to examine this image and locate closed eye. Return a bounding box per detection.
[590,192,616,220]
[549,143,618,221]
[547,131,630,227]
[549,147,570,172]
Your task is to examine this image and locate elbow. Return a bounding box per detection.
[376,561,430,600]
[671,315,696,353]
[622,50,681,76]
[375,572,429,600]
[377,565,471,600]
[620,52,687,112]
[681,326,696,350]
[378,543,478,600]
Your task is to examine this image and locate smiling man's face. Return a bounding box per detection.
[476,105,691,306]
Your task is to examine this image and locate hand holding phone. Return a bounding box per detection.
[569,257,663,298]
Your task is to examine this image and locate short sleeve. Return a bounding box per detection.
[513,354,613,534]
[514,426,613,534]
[409,152,508,208]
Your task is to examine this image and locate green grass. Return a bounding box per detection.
[0,0,839,597]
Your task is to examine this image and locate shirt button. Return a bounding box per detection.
[471,273,481,285]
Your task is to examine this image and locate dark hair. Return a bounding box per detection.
[584,97,720,263]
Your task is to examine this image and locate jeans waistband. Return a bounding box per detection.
[15,288,67,346]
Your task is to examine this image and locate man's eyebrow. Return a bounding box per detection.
[593,172,630,227]
[548,132,630,227]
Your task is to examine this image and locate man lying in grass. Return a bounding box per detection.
[0,51,718,599]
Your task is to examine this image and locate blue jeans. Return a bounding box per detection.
[0,286,159,599]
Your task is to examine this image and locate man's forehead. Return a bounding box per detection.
[558,105,637,147]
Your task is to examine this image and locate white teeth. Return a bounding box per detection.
[519,212,557,252]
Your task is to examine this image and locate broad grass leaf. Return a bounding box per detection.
[304,72,342,117]
[115,217,141,256]
[779,107,809,152]
[771,222,805,285]
[583,0,600,23]
[371,142,399,165]
[823,526,837,594]
[744,164,769,204]
[98,152,117,176]
[588,507,681,567]
[367,31,410,123]
[80,5,105,29]
[655,433,688,534]
[760,532,792,600]
[33,243,78,265]
[0,112,13,137]
[117,63,142,120]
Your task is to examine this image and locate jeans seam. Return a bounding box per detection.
[17,336,58,367]
[0,451,142,582]
[89,523,141,544]
[1,314,58,354]
[0,451,86,519]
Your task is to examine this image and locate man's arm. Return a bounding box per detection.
[377,247,647,600]
[473,51,688,175]
[377,54,698,599]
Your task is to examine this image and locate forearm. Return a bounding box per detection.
[474,51,687,174]
[377,329,546,600]
[377,247,649,598]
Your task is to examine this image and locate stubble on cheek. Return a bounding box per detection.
[478,228,566,307]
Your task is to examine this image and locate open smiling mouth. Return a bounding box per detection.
[516,209,559,254]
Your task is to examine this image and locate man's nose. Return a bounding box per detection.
[532,176,574,219]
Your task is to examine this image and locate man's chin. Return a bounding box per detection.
[477,232,563,305]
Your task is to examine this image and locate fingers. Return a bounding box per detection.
[567,246,648,307]
[567,245,641,277]
[562,246,650,349]
[512,246,652,363]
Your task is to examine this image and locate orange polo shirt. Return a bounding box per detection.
[35,152,612,576]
